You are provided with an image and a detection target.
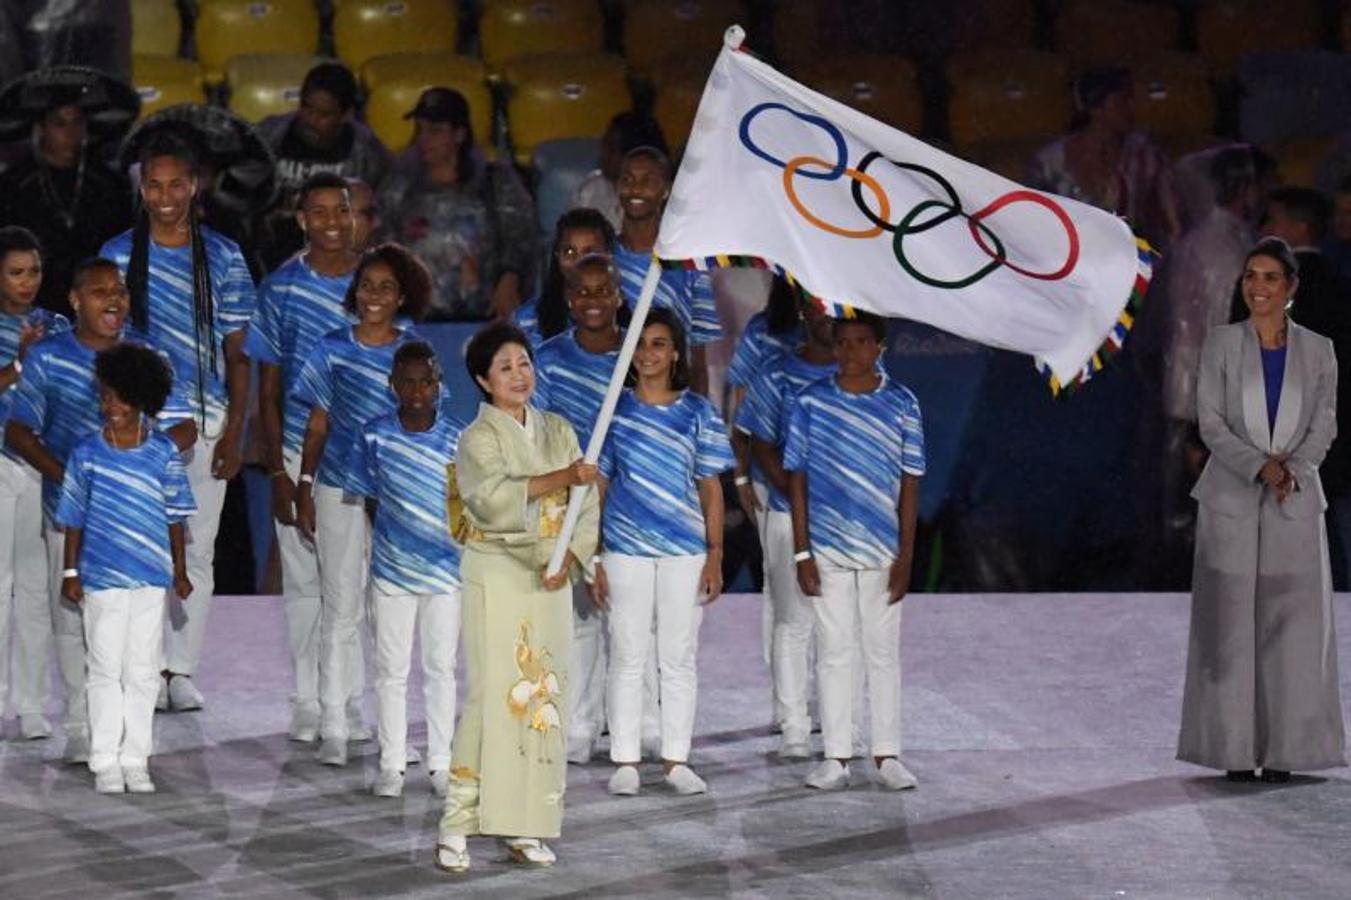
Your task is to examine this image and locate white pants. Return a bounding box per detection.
[277,451,321,711]
[45,527,86,737]
[764,510,814,743]
[83,586,164,773]
[164,435,228,675]
[0,457,50,718]
[605,553,705,763]
[315,482,369,740]
[373,588,460,772]
[815,564,902,759]
[568,582,662,751]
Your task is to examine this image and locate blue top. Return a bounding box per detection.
[244,254,355,455]
[783,374,926,569]
[598,389,735,557]
[100,226,256,433]
[734,349,837,512]
[727,310,801,389]
[8,329,192,520]
[291,325,421,491]
[511,294,544,348]
[0,307,68,430]
[533,326,619,451]
[614,242,722,346]
[1262,345,1286,432]
[351,405,466,595]
[54,428,197,591]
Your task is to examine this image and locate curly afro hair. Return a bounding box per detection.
[344,243,433,322]
[95,342,174,417]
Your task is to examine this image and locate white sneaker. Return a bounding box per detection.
[19,713,51,740]
[64,732,90,765]
[123,767,156,794]
[608,765,641,796]
[429,770,449,798]
[155,677,169,712]
[503,837,555,867]
[664,764,707,795]
[876,758,918,791]
[372,770,404,798]
[805,759,851,790]
[346,702,372,742]
[778,735,812,760]
[167,675,204,711]
[94,769,125,794]
[434,836,470,873]
[288,704,319,743]
[316,737,348,767]
[406,745,422,766]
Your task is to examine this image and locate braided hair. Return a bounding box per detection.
[129,129,216,429]
[537,208,616,341]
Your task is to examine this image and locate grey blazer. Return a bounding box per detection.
[1191,321,1338,520]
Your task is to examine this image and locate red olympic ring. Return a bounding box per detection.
[967,190,1080,282]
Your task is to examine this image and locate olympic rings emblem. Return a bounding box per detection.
[738,102,1080,289]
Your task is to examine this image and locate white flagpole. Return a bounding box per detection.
[545,257,663,577]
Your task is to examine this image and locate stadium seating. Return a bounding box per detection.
[362,52,493,152]
[131,0,181,58]
[946,0,1037,52]
[225,53,322,123]
[132,55,208,119]
[1237,51,1351,146]
[646,54,715,151]
[1053,0,1182,68]
[333,0,459,75]
[532,136,602,235]
[1131,53,1216,147]
[502,52,630,166]
[195,0,321,83]
[622,0,747,74]
[1266,135,1337,189]
[790,55,922,134]
[770,0,823,66]
[946,50,1071,149]
[1195,0,1322,77]
[478,0,605,75]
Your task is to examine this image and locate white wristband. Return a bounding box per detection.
[61,568,78,578]
[734,475,750,486]
[792,550,811,563]
[298,473,314,485]
[591,555,603,567]
[10,358,21,375]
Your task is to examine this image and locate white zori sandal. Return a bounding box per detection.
[434,836,470,873]
[503,837,556,867]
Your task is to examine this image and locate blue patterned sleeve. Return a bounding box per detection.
[685,271,723,345]
[781,392,809,473]
[44,311,71,336]
[292,339,336,411]
[349,427,379,498]
[597,423,617,480]
[531,365,553,412]
[53,441,91,528]
[243,275,282,364]
[736,369,780,443]
[163,446,198,522]
[693,397,735,479]
[216,244,257,334]
[899,388,927,477]
[10,347,48,432]
[727,326,763,389]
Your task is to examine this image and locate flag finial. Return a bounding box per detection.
[724,25,745,50]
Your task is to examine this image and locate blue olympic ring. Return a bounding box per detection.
[738,102,848,181]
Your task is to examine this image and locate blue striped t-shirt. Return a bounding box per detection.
[614,242,722,346]
[734,349,837,512]
[533,326,620,452]
[0,307,68,429]
[727,310,801,389]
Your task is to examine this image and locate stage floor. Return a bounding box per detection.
[2,592,1349,898]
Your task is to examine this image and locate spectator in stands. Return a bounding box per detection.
[257,63,392,270]
[1322,175,1351,282]
[379,88,535,322]
[1028,66,1180,250]
[569,112,669,232]
[512,207,616,348]
[0,101,132,315]
[347,178,381,253]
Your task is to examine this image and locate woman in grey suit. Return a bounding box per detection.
[1179,236,1346,783]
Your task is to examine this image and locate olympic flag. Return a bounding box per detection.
[654,27,1153,391]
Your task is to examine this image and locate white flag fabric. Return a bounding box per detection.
[654,29,1153,391]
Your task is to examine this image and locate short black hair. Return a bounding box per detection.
[765,276,802,336]
[609,111,669,158]
[137,128,199,174]
[1246,236,1300,280]
[301,62,358,112]
[563,253,619,290]
[630,305,690,391]
[835,309,888,343]
[70,256,120,291]
[621,145,673,182]
[95,342,174,416]
[345,243,433,322]
[465,321,533,400]
[0,226,42,260]
[1266,186,1331,242]
[392,339,442,379]
[297,171,351,210]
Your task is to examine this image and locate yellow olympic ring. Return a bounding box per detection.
[782,155,889,240]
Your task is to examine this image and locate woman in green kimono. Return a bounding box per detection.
[436,321,599,872]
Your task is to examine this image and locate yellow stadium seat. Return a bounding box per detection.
[225,53,322,123]
[478,0,605,75]
[195,0,320,83]
[623,0,747,74]
[1196,0,1321,76]
[1266,136,1336,188]
[947,50,1070,149]
[362,53,492,153]
[132,55,207,119]
[1131,53,1215,141]
[333,1,458,75]
[503,52,630,166]
[647,55,715,152]
[949,0,1037,52]
[132,0,182,57]
[1054,0,1182,68]
[790,55,923,134]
